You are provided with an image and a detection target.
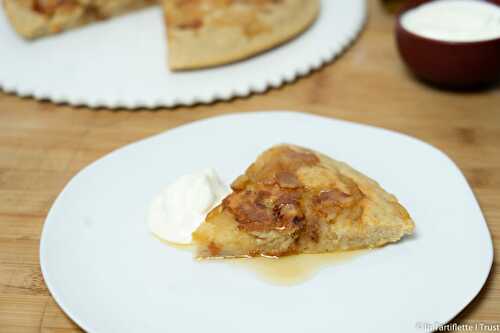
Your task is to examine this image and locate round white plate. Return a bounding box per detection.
[0,1,365,109]
[40,112,493,333]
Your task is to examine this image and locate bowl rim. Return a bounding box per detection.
[396,0,500,46]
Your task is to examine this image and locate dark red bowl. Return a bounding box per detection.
[396,0,500,88]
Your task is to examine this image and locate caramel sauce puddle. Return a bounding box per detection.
[158,236,369,285]
[224,250,369,285]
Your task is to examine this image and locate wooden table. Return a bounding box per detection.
[0,1,499,331]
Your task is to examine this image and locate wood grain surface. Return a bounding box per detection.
[0,1,499,332]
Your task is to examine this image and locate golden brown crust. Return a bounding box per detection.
[3,0,155,39]
[162,0,320,70]
[193,144,416,258]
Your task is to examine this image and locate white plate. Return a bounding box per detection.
[40,112,493,333]
[0,1,365,109]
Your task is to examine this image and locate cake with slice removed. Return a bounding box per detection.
[3,0,320,70]
[192,144,415,258]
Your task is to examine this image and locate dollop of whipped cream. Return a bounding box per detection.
[148,169,230,244]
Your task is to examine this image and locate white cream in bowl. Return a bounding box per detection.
[401,0,500,42]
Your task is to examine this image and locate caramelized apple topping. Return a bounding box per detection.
[222,146,365,235]
[33,0,76,15]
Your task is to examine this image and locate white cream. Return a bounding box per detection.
[148,169,230,244]
[401,0,500,42]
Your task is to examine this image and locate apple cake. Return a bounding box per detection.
[192,144,415,258]
[3,0,320,70]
